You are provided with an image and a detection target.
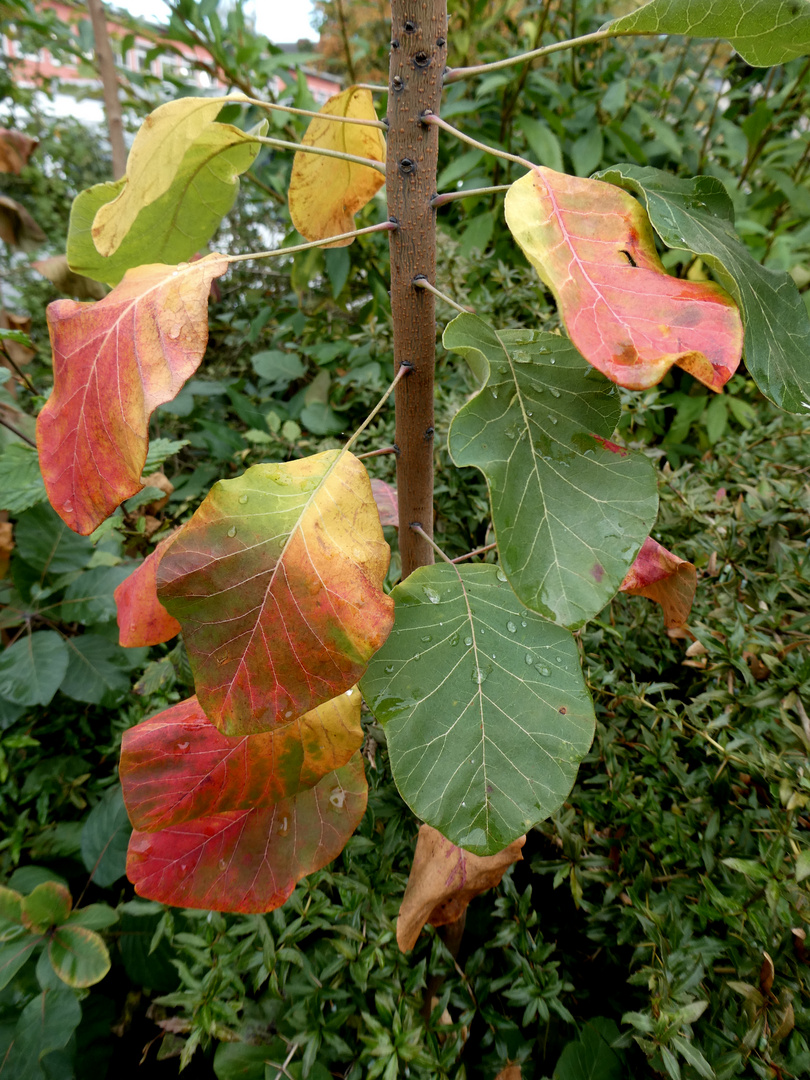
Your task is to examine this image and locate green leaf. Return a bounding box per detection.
[604,0,810,67]
[0,887,23,925]
[64,904,118,931]
[60,566,133,625]
[554,1018,624,1080]
[213,1042,285,1080]
[360,564,596,855]
[21,883,72,933]
[0,632,69,707]
[596,164,810,413]
[445,315,658,628]
[517,116,564,172]
[59,636,132,706]
[0,938,39,991]
[251,349,306,391]
[48,926,110,988]
[796,849,810,883]
[143,437,190,472]
[80,785,132,887]
[0,444,46,514]
[722,857,771,881]
[671,1036,716,1080]
[67,120,267,286]
[14,503,94,575]
[570,127,603,177]
[2,990,81,1077]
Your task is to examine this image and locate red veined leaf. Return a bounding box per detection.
[504,167,743,391]
[620,537,696,629]
[120,692,363,831]
[156,451,394,736]
[114,536,181,647]
[370,478,398,527]
[36,255,229,535]
[126,752,368,913]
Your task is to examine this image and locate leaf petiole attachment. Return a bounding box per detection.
[420,113,532,170]
[228,220,397,264]
[412,277,474,315]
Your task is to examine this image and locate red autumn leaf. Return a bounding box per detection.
[156,451,394,736]
[620,536,697,629]
[0,129,38,174]
[120,692,363,830]
[397,825,526,952]
[504,167,743,391]
[36,255,229,535]
[114,536,181,647]
[370,477,398,527]
[126,752,368,913]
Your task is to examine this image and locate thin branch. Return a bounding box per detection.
[431,184,511,207]
[443,28,613,84]
[0,416,35,446]
[451,541,498,563]
[421,112,532,170]
[413,276,474,314]
[228,220,397,264]
[243,170,285,205]
[356,446,398,460]
[342,365,410,457]
[252,98,387,129]
[356,83,388,92]
[253,133,386,173]
[1,354,36,394]
[410,523,454,565]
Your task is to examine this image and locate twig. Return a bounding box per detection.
[421,112,532,170]
[413,276,473,314]
[356,446,398,460]
[411,523,454,565]
[451,541,498,563]
[270,1042,299,1080]
[0,416,36,447]
[343,365,410,457]
[431,184,511,207]
[1,353,36,394]
[228,220,397,264]
[443,28,613,83]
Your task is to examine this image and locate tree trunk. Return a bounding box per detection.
[387,0,447,578]
[87,0,127,180]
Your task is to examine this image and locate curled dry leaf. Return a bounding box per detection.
[36,255,229,535]
[157,451,394,735]
[289,86,386,246]
[397,824,525,952]
[370,477,398,527]
[504,167,743,390]
[494,1067,522,1080]
[0,195,46,252]
[620,537,697,629]
[114,535,181,648]
[32,254,107,301]
[0,129,38,174]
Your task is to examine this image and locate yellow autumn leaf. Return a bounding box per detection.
[289,86,386,247]
[91,97,244,258]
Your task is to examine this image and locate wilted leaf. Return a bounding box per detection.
[446,314,659,628]
[397,824,525,952]
[157,451,394,735]
[36,255,229,535]
[33,254,107,300]
[70,120,265,286]
[0,129,38,174]
[371,478,398,526]
[48,926,110,988]
[121,692,363,830]
[91,97,239,257]
[0,194,46,251]
[620,537,696,629]
[289,87,386,246]
[605,0,810,67]
[504,167,743,390]
[596,164,810,413]
[360,564,596,855]
[115,536,181,647]
[126,753,368,913]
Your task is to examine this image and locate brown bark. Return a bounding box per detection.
[87,0,127,180]
[387,0,447,578]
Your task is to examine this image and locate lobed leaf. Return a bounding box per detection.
[37,255,228,535]
[126,753,368,913]
[156,451,394,735]
[596,164,810,413]
[120,693,363,831]
[359,564,596,855]
[504,167,743,391]
[620,537,696,629]
[605,0,810,67]
[115,536,181,647]
[289,86,386,246]
[446,314,658,628]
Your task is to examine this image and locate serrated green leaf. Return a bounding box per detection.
[0,632,69,706]
[605,0,810,67]
[360,564,595,854]
[80,785,131,887]
[59,635,132,706]
[596,165,810,412]
[445,315,658,628]
[48,925,110,988]
[144,437,190,472]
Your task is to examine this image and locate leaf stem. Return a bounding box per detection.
[0,416,35,447]
[431,185,511,207]
[228,221,397,264]
[253,134,387,173]
[356,446,398,460]
[410,523,454,566]
[451,542,498,563]
[343,366,410,458]
[355,83,389,93]
[420,112,533,170]
[251,98,388,129]
[413,276,473,314]
[443,28,613,83]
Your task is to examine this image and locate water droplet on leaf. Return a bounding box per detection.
[496,568,507,582]
[238,493,249,504]
[423,587,441,604]
[506,620,517,633]
[227,525,237,538]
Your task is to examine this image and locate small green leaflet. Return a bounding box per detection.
[359,564,596,855]
[604,0,810,67]
[596,164,810,413]
[445,315,658,628]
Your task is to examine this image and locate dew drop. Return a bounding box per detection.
[525,653,534,665]
[176,741,190,751]
[238,493,249,504]
[345,688,354,696]
[506,620,517,633]
[550,387,561,398]
[535,663,550,676]
[219,859,227,870]
[384,663,395,674]
[329,788,346,809]
[550,357,556,364]
[167,325,182,340]
[62,501,74,513]
[471,667,487,684]
[526,410,533,416]
[277,816,289,835]
[521,620,527,627]
[414,653,421,661]
[450,635,459,647]
[227,525,237,538]
[464,636,473,647]
[548,416,558,425]
[420,634,432,643]
[490,389,499,399]
[555,656,562,663]
[496,568,507,582]
[423,586,441,604]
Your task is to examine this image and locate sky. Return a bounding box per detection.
[122,1,318,43]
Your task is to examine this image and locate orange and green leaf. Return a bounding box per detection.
[504,167,743,391]
[36,255,228,535]
[156,451,394,735]
[620,537,696,629]
[289,87,386,246]
[114,536,181,648]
